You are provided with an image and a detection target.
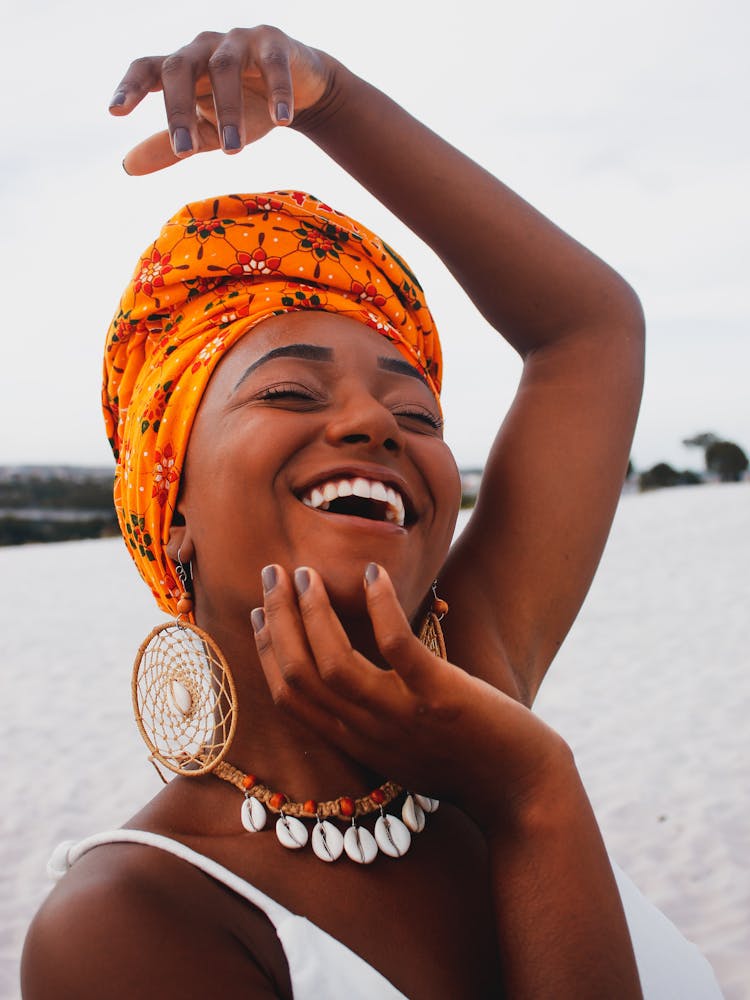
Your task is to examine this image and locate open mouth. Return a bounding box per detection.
[299,476,410,528]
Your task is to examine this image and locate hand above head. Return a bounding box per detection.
[109,26,335,175]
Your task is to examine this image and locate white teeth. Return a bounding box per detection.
[351,478,372,499]
[371,481,388,503]
[300,476,407,527]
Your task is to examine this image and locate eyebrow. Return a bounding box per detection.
[377,356,430,388]
[233,344,334,392]
[232,341,430,392]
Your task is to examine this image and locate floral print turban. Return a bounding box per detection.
[102,191,442,615]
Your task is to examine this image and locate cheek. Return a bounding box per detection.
[427,441,462,527]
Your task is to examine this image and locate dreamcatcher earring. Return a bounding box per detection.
[418,581,449,659]
[131,549,238,779]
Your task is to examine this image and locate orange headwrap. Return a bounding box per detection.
[102,191,442,615]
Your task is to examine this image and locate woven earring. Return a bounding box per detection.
[131,550,238,778]
[418,582,449,659]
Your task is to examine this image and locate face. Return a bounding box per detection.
[171,311,461,628]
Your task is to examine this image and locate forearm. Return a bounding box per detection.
[485,751,643,999]
[296,60,641,356]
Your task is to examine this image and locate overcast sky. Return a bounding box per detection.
[1,0,747,472]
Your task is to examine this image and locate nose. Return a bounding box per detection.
[323,390,404,454]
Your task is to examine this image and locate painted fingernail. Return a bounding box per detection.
[275,101,290,124]
[109,90,126,108]
[262,564,278,594]
[222,124,241,150]
[173,127,193,154]
[294,567,310,596]
[365,562,379,585]
[251,607,266,633]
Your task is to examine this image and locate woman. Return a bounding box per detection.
[21,23,685,1000]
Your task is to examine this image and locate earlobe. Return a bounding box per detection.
[166,519,194,564]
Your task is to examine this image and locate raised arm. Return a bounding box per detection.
[111,26,645,704]
[292,66,645,705]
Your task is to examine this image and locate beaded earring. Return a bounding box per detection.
[418,581,449,659]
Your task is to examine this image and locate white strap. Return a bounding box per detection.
[51,828,293,927]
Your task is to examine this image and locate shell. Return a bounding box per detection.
[168,679,192,716]
[414,793,440,814]
[374,814,412,858]
[402,794,426,833]
[276,814,309,850]
[343,824,379,864]
[241,795,267,833]
[311,820,345,862]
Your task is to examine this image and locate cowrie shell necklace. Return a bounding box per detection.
[213,760,439,863]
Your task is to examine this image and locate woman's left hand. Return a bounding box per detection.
[252,563,568,828]
[108,25,335,175]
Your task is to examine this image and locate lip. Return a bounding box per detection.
[300,506,409,536]
[293,462,418,525]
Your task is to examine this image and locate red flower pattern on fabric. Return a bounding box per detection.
[134,249,173,296]
[351,280,387,308]
[228,248,282,276]
[152,443,179,507]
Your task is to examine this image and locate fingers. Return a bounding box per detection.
[292,567,387,706]
[252,28,295,125]
[108,56,164,115]
[158,36,218,157]
[110,26,297,168]
[252,565,380,732]
[122,113,220,176]
[363,563,435,687]
[207,35,248,153]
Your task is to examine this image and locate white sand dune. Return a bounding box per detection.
[1,483,747,999]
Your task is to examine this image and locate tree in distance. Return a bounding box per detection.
[683,432,749,483]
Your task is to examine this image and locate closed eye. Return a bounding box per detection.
[392,406,444,432]
[257,382,322,403]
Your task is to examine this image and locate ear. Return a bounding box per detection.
[165,513,194,565]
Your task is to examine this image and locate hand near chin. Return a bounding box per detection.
[252,563,570,829]
[109,26,335,175]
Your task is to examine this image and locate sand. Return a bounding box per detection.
[1,483,747,999]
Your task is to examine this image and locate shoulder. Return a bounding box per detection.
[21,840,289,999]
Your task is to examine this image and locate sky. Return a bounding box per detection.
[1,0,747,473]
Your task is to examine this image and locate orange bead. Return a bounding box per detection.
[432,597,449,616]
[303,799,317,815]
[270,792,287,811]
[339,796,355,817]
[241,774,257,791]
[370,788,385,805]
[176,595,194,614]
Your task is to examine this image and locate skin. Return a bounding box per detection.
[22,25,646,1000]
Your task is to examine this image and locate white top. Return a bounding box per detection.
[48,830,724,999]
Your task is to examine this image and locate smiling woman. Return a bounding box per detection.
[21,21,722,1000]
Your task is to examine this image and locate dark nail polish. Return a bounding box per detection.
[365,562,379,585]
[222,124,241,150]
[173,127,193,154]
[109,90,126,108]
[294,567,310,596]
[251,608,266,633]
[275,102,290,124]
[121,159,131,176]
[262,565,278,593]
